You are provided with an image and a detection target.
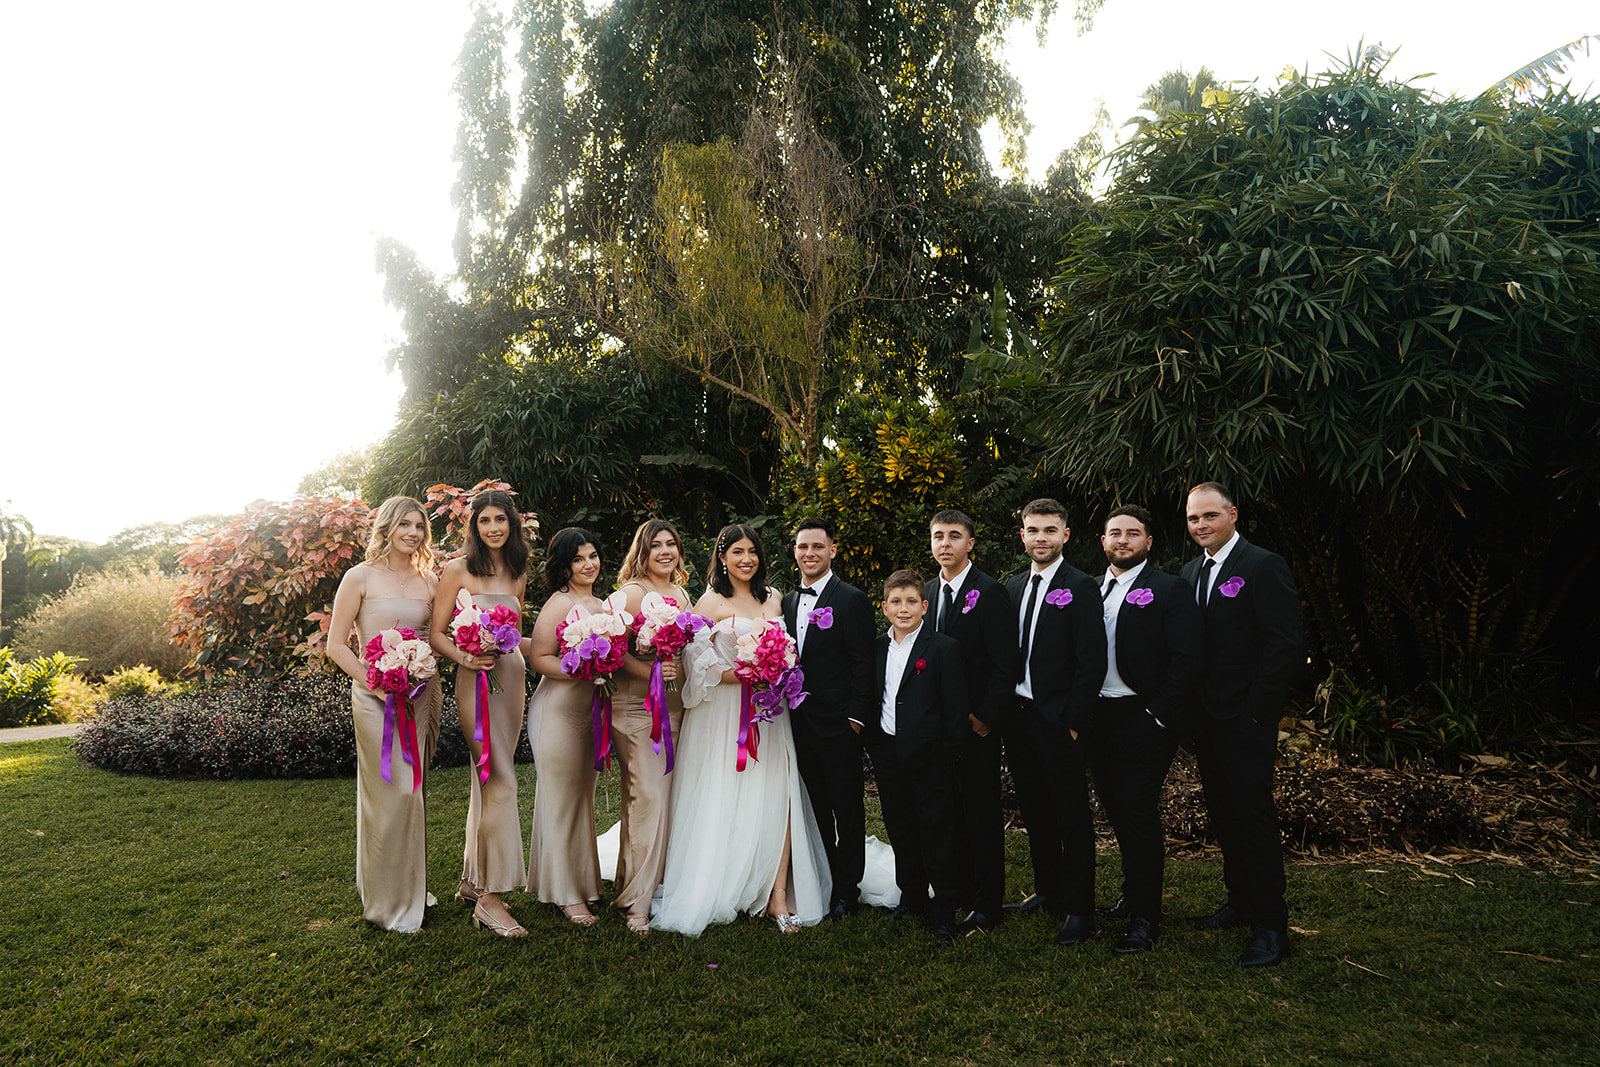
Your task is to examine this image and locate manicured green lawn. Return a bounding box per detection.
[3,738,1597,1064]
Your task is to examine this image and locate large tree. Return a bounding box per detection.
[996,62,1600,710]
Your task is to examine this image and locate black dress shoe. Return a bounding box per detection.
[1054,914,1095,946]
[1188,904,1246,931]
[932,921,958,945]
[888,902,927,921]
[1004,893,1045,914]
[1112,917,1158,955]
[1239,928,1292,968]
[1095,895,1132,920]
[958,911,998,935]
[825,899,860,922]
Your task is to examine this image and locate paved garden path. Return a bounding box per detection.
[0,723,84,743]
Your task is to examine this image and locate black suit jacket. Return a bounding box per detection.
[1006,561,1107,735]
[925,567,1017,729]
[782,573,876,738]
[1104,565,1202,732]
[870,625,968,766]
[1179,536,1304,723]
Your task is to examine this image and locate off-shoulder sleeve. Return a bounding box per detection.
[680,627,733,710]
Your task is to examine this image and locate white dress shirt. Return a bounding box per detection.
[794,569,835,653]
[1014,554,1065,699]
[1099,559,1147,697]
[880,622,923,735]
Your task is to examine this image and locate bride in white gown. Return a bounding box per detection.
[649,524,832,936]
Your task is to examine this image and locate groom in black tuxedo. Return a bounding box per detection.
[1086,504,1200,955]
[1180,482,1304,967]
[1004,498,1107,947]
[926,509,1018,934]
[781,517,875,920]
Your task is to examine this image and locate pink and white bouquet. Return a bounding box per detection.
[555,592,633,770]
[630,592,712,773]
[449,589,523,783]
[729,619,808,771]
[362,625,439,792]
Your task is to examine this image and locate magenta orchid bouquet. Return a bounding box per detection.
[362,625,438,793]
[728,619,808,771]
[449,589,523,783]
[555,593,633,770]
[630,592,711,773]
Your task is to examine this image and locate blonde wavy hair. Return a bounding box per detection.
[616,518,690,587]
[364,496,434,574]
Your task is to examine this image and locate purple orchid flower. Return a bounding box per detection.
[579,634,611,659]
[808,606,834,630]
[1218,577,1245,598]
[491,622,521,654]
[1125,587,1155,607]
[560,649,582,675]
[962,589,980,614]
[1044,588,1073,607]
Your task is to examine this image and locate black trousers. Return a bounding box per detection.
[1005,698,1095,916]
[955,725,1006,916]
[1086,695,1179,922]
[866,731,961,924]
[1189,711,1288,931]
[794,725,865,906]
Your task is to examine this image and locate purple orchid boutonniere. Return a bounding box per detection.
[1125,587,1155,607]
[914,658,927,676]
[1044,588,1073,607]
[808,606,834,629]
[1218,577,1245,598]
[962,589,979,614]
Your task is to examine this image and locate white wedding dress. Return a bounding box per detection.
[648,618,833,935]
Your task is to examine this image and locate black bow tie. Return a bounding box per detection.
[798,586,819,597]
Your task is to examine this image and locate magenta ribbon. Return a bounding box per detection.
[644,658,676,774]
[592,687,614,770]
[380,688,424,793]
[736,683,761,772]
[474,668,491,784]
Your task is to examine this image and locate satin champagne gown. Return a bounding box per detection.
[608,647,685,923]
[458,593,528,896]
[527,673,603,906]
[353,596,443,932]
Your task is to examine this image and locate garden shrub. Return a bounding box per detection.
[0,648,80,728]
[102,664,167,700]
[166,498,370,677]
[53,673,103,722]
[73,670,534,778]
[15,567,186,677]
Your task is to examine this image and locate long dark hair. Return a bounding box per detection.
[541,527,603,598]
[464,489,530,579]
[706,523,768,601]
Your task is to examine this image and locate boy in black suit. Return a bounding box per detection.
[864,569,969,944]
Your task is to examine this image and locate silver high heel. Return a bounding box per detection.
[774,913,802,934]
[473,901,528,938]
[454,878,480,904]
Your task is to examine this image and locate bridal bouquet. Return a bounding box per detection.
[729,619,808,771]
[362,625,439,793]
[556,593,633,770]
[630,592,712,774]
[449,589,523,783]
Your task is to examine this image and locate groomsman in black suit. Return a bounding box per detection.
[864,569,969,943]
[781,517,876,920]
[1086,504,1200,955]
[1003,498,1107,946]
[1180,482,1304,967]
[926,509,1018,934]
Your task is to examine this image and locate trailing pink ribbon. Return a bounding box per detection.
[474,667,492,784]
[736,683,761,771]
[644,658,676,774]
[380,683,426,793]
[592,686,614,770]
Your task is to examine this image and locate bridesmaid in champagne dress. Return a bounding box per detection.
[607,520,691,933]
[431,489,534,938]
[326,496,444,933]
[525,527,609,927]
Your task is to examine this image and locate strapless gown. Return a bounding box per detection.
[458,593,527,895]
[650,619,831,935]
[352,596,442,932]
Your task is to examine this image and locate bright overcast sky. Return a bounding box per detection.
[2,1,1593,542]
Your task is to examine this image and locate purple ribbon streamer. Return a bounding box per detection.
[592,687,614,771]
[645,658,675,774]
[474,668,491,784]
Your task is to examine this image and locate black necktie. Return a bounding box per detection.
[1103,577,1117,600]
[1019,573,1042,653]
[1198,557,1215,605]
[940,584,955,632]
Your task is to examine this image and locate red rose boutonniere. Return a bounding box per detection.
[914,658,927,676]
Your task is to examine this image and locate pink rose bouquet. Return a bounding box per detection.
[449,589,523,783]
[728,619,808,771]
[555,593,633,770]
[362,625,439,793]
[630,592,711,774]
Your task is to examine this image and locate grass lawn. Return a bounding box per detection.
[2,738,1597,1065]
